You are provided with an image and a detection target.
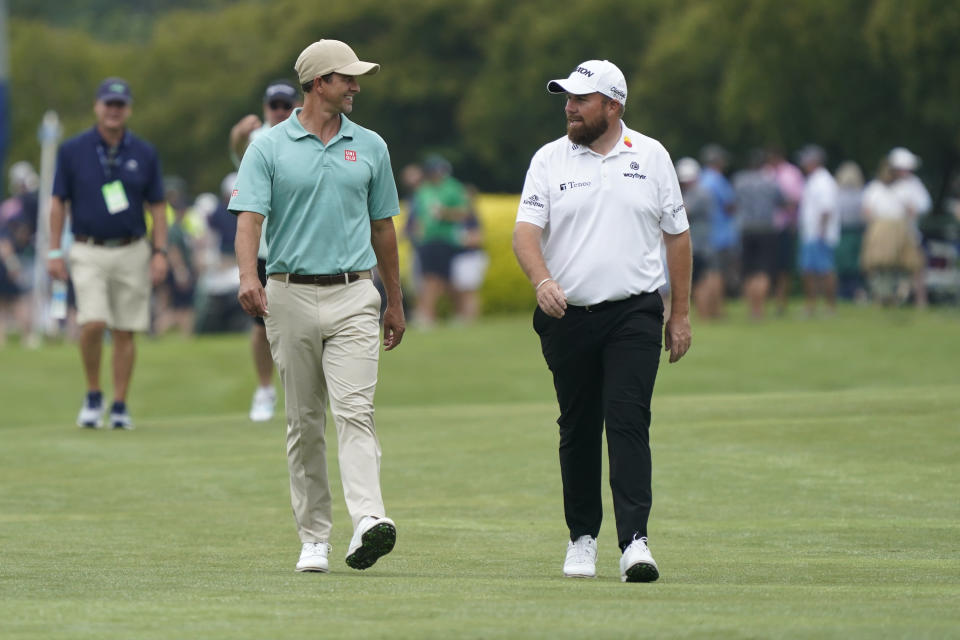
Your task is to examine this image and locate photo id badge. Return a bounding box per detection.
[101,180,130,214]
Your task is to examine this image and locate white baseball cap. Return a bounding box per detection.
[675,157,701,183]
[888,147,920,171]
[295,40,380,84]
[547,59,627,106]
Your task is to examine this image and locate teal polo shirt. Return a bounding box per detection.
[228,110,399,275]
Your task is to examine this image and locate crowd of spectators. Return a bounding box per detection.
[672,144,960,319]
[2,142,958,347]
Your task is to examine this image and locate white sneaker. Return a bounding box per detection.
[620,536,659,583]
[345,516,396,570]
[77,400,103,429]
[249,386,276,422]
[295,542,331,573]
[110,409,134,430]
[563,535,598,578]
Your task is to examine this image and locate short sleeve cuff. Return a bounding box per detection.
[660,204,690,234]
[228,202,268,217]
[516,211,547,228]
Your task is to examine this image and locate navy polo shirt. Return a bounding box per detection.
[52,126,164,239]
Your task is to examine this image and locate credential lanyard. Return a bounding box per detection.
[95,134,125,181]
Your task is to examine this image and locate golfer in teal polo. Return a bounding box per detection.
[230,39,404,574]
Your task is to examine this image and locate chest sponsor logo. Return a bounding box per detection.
[344,149,357,162]
[124,159,139,171]
[522,194,545,208]
[623,172,647,180]
[630,162,639,170]
[559,180,591,191]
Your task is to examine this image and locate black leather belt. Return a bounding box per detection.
[566,292,655,313]
[74,234,142,247]
[269,270,372,286]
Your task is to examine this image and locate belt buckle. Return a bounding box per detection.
[344,273,350,285]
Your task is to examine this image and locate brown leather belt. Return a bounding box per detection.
[74,234,143,247]
[269,270,372,286]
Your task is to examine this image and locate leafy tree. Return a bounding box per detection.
[4,0,958,205]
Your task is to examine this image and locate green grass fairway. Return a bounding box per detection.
[1,306,958,639]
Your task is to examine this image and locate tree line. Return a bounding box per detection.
[5,0,959,205]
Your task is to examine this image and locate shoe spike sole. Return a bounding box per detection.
[623,562,659,583]
[345,522,396,570]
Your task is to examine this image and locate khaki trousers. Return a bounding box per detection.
[264,276,385,543]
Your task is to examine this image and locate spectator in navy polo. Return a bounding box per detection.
[47,77,169,430]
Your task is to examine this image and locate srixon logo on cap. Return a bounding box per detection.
[575,66,594,77]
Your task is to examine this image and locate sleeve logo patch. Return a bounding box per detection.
[232,189,239,197]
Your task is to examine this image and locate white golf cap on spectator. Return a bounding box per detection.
[675,157,701,183]
[547,59,628,106]
[888,147,920,171]
[295,40,380,84]
[221,172,238,199]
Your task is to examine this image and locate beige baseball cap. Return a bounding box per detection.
[295,40,380,84]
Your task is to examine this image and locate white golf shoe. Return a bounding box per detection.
[295,542,331,573]
[620,536,659,583]
[249,386,276,422]
[76,399,103,429]
[345,516,396,570]
[563,535,598,578]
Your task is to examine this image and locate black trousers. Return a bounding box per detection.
[533,292,663,550]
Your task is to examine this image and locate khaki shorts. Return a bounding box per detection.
[69,239,151,331]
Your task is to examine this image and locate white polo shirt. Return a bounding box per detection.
[516,122,688,306]
[798,166,840,246]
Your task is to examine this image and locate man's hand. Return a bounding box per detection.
[47,256,68,282]
[149,252,168,286]
[381,301,405,351]
[664,313,692,363]
[536,279,567,319]
[233,115,262,140]
[238,274,268,317]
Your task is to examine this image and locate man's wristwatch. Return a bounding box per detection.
[152,247,168,256]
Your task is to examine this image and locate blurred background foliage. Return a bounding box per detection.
[4,0,959,200]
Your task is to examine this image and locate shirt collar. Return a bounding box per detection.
[613,122,639,155]
[284,109,357,143]
[92,126,129,150]
[568,121,638,157]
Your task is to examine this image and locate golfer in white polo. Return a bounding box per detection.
[514,59,692,582]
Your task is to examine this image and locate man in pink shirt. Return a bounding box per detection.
[765,148,805,314]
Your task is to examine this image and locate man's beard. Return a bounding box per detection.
[567,115,608,146]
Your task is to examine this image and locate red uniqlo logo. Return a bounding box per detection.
[345,150,357,162]
[232,189,238,197]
